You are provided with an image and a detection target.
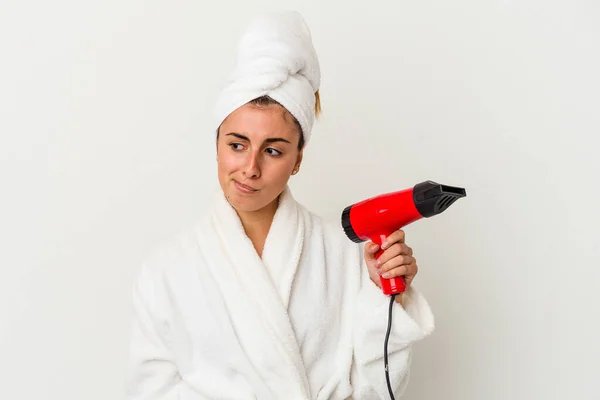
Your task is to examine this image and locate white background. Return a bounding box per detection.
[1,0,599,399]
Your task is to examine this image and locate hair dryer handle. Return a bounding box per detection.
[372,233,406,295]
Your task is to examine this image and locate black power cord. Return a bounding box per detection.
[384,294,396,400]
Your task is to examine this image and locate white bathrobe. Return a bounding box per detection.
[126,186,434,399]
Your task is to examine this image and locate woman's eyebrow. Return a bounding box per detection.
[225,132,291,144]
[225,132,250,141]
[265,137,291,144]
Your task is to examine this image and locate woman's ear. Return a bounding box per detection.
[294,150,303,173]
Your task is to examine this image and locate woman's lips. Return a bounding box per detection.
[234,180,258,194]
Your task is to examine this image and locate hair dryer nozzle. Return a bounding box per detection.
[413,180,466,218]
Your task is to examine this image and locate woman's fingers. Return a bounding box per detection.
[380,256,418,279]
[376,243,411,267]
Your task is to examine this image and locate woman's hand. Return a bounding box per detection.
[363,229,418,304]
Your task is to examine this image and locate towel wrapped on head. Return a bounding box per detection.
[214,11,321,146]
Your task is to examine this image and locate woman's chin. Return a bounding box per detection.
[226,190,283,215]
[226,192,264,212]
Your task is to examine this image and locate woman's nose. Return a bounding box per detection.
[243,151,261,178]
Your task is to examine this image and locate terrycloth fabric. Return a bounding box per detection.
[126,186,435,399]
[213,11,321,144]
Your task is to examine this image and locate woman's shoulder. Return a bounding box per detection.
[300,203,364,254]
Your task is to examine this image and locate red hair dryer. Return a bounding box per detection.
[342,180,466,295]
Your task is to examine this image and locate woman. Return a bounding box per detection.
[127,11,434,400]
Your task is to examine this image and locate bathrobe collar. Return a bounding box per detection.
[197,185,310,398]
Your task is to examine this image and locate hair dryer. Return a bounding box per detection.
[342,180,467,295]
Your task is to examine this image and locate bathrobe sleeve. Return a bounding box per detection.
[126,263,183,399]
[350,252,435,399]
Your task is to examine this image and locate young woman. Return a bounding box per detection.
[127,11,434,400]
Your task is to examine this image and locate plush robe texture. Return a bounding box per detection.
[126,186,435,399]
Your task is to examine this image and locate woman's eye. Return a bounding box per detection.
[266,148,282,156]
[229,143,244,151]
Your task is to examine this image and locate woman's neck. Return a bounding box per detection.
[236,196,279,258]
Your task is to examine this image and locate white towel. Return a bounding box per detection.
[214,11,321,145]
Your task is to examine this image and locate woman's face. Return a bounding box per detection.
[216,103,303,215]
